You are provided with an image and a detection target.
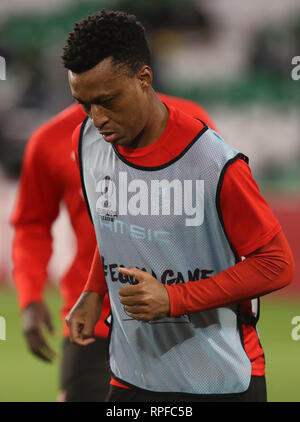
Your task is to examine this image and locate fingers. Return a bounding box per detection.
[118,267,147,297]
[72,334,95,346]
[65,292,102,346]
[118,267,153,319]
[123,304,148,315]
[118,267,170,321]
[120,295,146,306]
[80,320,97,344]
[24,328,57,362]
[118,267,146,281]
[130,314,149,322]
[44,313,56,337]
[119,285,139,297]
[66,318,95,346]
[124,310,150,322]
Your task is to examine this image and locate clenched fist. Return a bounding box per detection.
[65,291,102,346]
[118,267,170,322]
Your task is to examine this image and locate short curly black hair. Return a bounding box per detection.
[62,10,151,75]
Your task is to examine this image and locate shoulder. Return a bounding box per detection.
[72,116,92,168]
[157,92,216,130]
[72,121,84,155]
[222,156,252,183]
[160,104,237,166]
[71,115,91,151]
[27,103,86,154]
[167,104,206,140]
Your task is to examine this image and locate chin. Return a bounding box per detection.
[112,138,122,147]
[115,137,131,148]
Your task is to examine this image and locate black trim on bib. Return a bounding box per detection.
[215,152,249,264]
[215,153,263,372]
[109,369,252,399]
[239,312,258,327]
[256,297,261,323]
[215,152,252,355]
[111,124,209,172]
[78,116,93,223]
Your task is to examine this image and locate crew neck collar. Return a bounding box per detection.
[116,104,174,159]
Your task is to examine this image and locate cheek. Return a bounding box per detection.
[114,94,146,133]
[130,101,146,126]
[129,113,146,137]
[120,106,144,131]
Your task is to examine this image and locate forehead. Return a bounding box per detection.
[68,57,131,102]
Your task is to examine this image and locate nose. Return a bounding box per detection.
[90,104,109,129]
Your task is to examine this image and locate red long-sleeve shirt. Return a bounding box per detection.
[11,95,216,337]
[11,103,110,337]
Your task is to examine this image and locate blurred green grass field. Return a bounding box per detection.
[0,288,299,402]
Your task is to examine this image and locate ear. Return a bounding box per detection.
[137,65,153,90]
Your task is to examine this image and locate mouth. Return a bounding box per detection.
[99,131,118,143]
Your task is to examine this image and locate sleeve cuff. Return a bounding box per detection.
[18,293,44,311]
[165,284,187,317]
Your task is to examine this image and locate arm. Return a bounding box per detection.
[166,157,295,316]
[118,229,294,321]
[71,122,82,169]
[166,230,294,316]
[11,131,61,361]
[66,246,108,345]
[119,159,294,320]
[66,123,110,344]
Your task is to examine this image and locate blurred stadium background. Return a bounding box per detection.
[0,0,299,402]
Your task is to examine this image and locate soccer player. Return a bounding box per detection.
[10,103,110,402]
[11,91,215,400]
[62,11,294,402]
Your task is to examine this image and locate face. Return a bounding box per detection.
[68,57,152,147]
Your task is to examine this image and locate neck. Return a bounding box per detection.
[129,90,169,149]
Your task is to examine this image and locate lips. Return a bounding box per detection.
[99,131,117,143]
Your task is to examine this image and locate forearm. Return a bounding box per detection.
[11,134,61,310]
[12,226,54,309]
[166,231,294,317]
[83,246,108,297]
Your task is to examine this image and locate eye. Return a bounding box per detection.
[98,96,117,108]
[100,99,114,108]
[81,103,91,113]
[75,99,91,113]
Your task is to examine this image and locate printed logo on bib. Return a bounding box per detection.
[96,175,118,220]
[101,256,214,324]
[101,256,214,286]
[99,216,171,244]
[95,172,204,226]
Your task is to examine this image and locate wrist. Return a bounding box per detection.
[162,285,171,317]
[165,284,187,317]
[72,291,102,313]
[19,295,44,311]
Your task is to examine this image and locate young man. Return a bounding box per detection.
[62,10,294,402]
[10,103,110,402]
[11,95,215,400]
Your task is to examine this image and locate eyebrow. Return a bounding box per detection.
[73,94,116,104]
